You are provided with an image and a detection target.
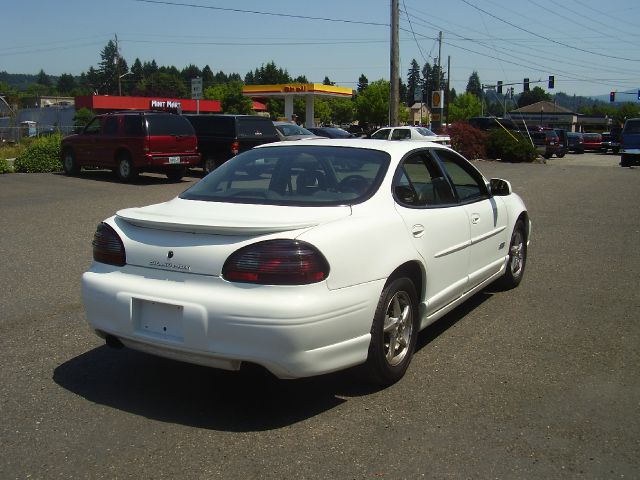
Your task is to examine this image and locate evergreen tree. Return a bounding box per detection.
[56,74,75,95]
[466,71,482,98]
[406,59,421,104]
[357,74,369,93]
[36,69,51,87]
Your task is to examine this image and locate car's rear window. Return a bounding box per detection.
[237,118,279,138]
[146,115,195,136]
[180,145,390,206]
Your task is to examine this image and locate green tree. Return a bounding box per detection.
[322,76,334,86]
[97,40,127,95]
[56,74,76,95]
[205,81,253,114]
[355,79,389,126]
[466,71,482,97]
[517,86,551,108]
[614,103,640,126]
[448,92,482,122]
[202,65,214,88]
[73,108,94,129]
[357,74,369,93]
[36,69,51,87]
[406,59,421,105]
[249,62,291,85]
[135,71,187,97]
[421,63,444,105]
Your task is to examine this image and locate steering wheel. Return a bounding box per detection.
[338,175,369,194]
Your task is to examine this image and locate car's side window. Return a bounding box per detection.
[124,116,144,136]
[371,129,390,140]
[434,149,489,202]
[391,129,410,140]
[84,118,102,135]
[103,116,119,135]
[394,152,456,207]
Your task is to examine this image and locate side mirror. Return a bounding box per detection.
[490,178,512,196]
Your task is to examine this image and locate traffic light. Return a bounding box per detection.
[497,81,503,94]
[610,91,615,102]
[524,78,530,92]
[548,75,554,89]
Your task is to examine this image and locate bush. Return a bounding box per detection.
[446,122,487,159]
[14,134,63,173]
[0,158,10,174]
[485,129,537,163]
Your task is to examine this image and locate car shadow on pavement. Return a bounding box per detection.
[53,291,494,432]
[54,170,200,185]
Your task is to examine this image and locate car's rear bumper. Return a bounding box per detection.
[82,263,383,379]
[145,154,201,167]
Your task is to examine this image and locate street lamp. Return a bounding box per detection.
[118,72,132,96]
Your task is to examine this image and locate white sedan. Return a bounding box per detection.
[83,139,530,386]
[371,125,451,146]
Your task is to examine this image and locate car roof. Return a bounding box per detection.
[255,137,449,156]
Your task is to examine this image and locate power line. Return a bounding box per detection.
[460,0,640,62]
[133,0,389,27]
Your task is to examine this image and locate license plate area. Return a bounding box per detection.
[168,156,181,164]
[133,299,184,340]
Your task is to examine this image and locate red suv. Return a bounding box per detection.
[61,111,200,182]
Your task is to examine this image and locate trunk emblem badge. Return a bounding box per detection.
[167,250,174,259]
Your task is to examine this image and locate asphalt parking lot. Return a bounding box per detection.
[1,152,638,479]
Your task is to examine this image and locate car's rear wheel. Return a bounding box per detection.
[62,149,79,176]
[365,277,418,386]
[203,156,218,174]
[496,219,527,290]
[116,154,138,182]
[620,154,631,167]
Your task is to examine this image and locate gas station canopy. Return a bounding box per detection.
[242,83,353,127]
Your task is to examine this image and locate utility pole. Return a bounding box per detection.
[431,31,443,132]
[115,34,122,96]
[389,0,399,126]
[445,55,450,126]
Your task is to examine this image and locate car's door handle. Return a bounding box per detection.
[470,213,480,224]
[412,224,425,237]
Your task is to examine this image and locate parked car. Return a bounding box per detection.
[82,139,530,386]
[531,130,561,159]
[185,114,280,173]
[61,111,200,182]
[273,121,319,141]
[307,126,355,138]
[601,126,621,154]
[582,133,604,152]
[370,126,451,145]
[553,128,568,157]
[566,132,584,153]
[620,118,640,167]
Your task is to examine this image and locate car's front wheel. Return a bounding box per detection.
[496,219,527,289]
[365,277,419,386]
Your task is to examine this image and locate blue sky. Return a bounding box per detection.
[2,0,639,98]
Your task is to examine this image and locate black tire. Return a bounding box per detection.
[62,149,79,176]
[495,219,527,290]
[612,148,620,154]
[543,153,552,159]
[365,277,419,386]
[556,151,565,158]
[166,168,185,182]
[203,155,217,174]
[620,154,631,167]
[116,154,138,182]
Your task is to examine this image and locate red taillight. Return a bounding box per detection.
[231,141,240,156]
[222,240,329,285]
[92,223,126,266]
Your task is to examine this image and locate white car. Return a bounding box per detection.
[83,139,530,385]
[371,126,451,145]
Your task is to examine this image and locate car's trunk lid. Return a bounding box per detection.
[113,198,351,276]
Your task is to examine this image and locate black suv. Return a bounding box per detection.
[184,114,280,173]
[61,111,199,182]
